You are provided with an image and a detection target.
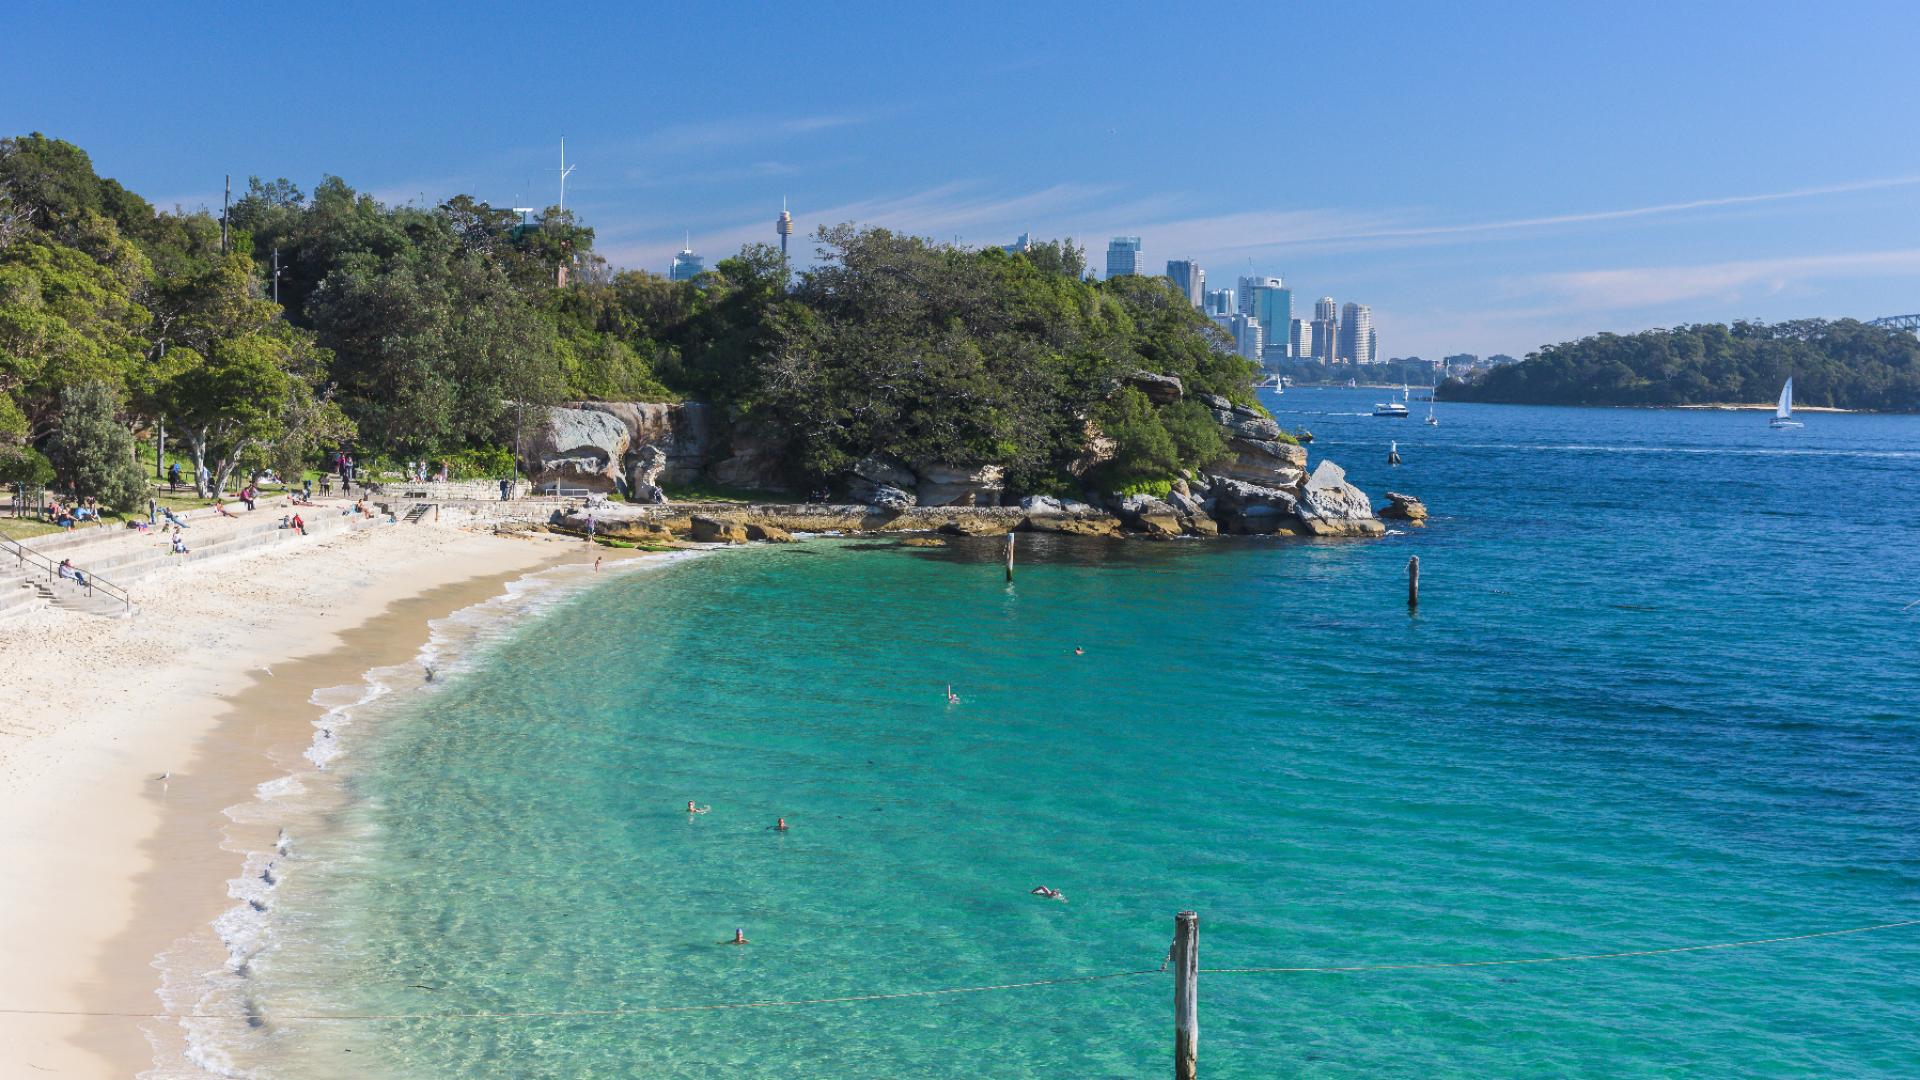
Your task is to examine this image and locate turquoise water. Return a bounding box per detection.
[233,390,1919,1077]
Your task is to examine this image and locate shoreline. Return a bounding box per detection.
[0,523,599,1078]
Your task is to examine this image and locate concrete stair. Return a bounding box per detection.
[0,499,390,620]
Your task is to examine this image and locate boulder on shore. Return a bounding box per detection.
[528,407,631,493]
[916,463,1005,507]
[1380,491,1429,526]
[628,444,669,504]
[689,515,750,544]
[1113,493,1183,538]
[848,478,916,509]
[744,523,794,543]
[1207,476,1300,535]
[1295,461,1385,537]
[939,516,1017,537]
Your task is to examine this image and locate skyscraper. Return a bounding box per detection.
[1238,276,1291,366]
[1205,288,1235,316]
[669,244,705,281]
[1212,312,1263,362]
[1311,296,1338,361]
[776,201,794,258]
[1290,318,1309,358]
[1105,236,1142,278]
[1338,302,1374,364]
[1166,260,1205,307]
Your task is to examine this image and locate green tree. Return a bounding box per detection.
[46,381,144,510]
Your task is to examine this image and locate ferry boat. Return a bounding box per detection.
[1373,384,1410,417]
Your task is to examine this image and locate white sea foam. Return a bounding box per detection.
[144,548,718,1079]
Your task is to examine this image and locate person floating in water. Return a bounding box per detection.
[728,928,749,945]
[772,818,789,831]
[1030,886,1067,902]
[1388,440,1402,466]
[1073,646,1084,656]
[686,801,709,814]
[946,685,960,704]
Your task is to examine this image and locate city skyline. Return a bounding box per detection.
[10,2,1920,358]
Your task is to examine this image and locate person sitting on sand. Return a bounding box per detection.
[686,801,709,814]
[1030,886,1067,902]
[170,532,189,555]
[239,484,258,511]
[290,513,306,536]
[215,501,239,518]
[160,507,190,529]
[57,558,87,588]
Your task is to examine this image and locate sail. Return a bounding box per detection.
[1776,378,1793,419]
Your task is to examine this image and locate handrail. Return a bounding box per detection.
[0,530,133,613]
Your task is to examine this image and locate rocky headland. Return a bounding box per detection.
[524,380,1400,542]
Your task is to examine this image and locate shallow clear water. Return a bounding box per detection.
[235,390,1920,1077]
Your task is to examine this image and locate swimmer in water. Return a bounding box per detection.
[772,817,789,831]
[686,801,709,814]
[728,928,749,945]
[1073,646,1084,656]
[1030,886,1067,902]
[946,684,960,704]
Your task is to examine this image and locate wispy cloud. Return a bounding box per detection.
[630,111,881,158]
[1529,248,1920,310]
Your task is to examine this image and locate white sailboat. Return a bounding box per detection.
[1769,378,1802,429]
[1425,393,1438,426]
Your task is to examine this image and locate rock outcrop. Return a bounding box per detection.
[527,408,631,493]
[1294,461,1385,537]
[915,463,1005,507]
[1113,493,1184,538]
[1200,394,1308,487]
[689,515,750,544]
[707,421,790,492]
[1207,477,1301,535]
[1128,371,1184,405]
[1380,492,1428,526]
[628,445,669,504]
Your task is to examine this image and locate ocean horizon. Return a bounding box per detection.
[171,388,1920,1078]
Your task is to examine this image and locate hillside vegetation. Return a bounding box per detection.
[1441,320,1920,411]
[0,133,1255,506]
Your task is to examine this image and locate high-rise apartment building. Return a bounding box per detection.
[1205,288,1236,316]
[1290,318,1310,358]
[1209,312,1263,362]
[1105,236,1143,278]
[1236,276,1291,366]
[1002,232,1033,254]
[1166,260,1205,307]
[1311,297,1338,361]
[1338,302,1374,364]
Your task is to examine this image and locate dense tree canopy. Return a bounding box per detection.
[1442,320,1920,411]
[1,133,1260,497]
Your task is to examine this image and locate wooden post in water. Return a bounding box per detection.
[1005,531,1016,583]
[1407,555,1420,610]
[1173,910,1198,1080]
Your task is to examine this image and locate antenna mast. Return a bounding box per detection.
[556,137,577,213]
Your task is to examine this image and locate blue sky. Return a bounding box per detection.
[9,0,1920,358]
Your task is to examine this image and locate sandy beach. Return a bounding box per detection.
[0,520,594,1078]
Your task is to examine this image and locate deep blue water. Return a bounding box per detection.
[231,389,1920,1077]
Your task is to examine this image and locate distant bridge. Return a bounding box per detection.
[1868,313,1920,331]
